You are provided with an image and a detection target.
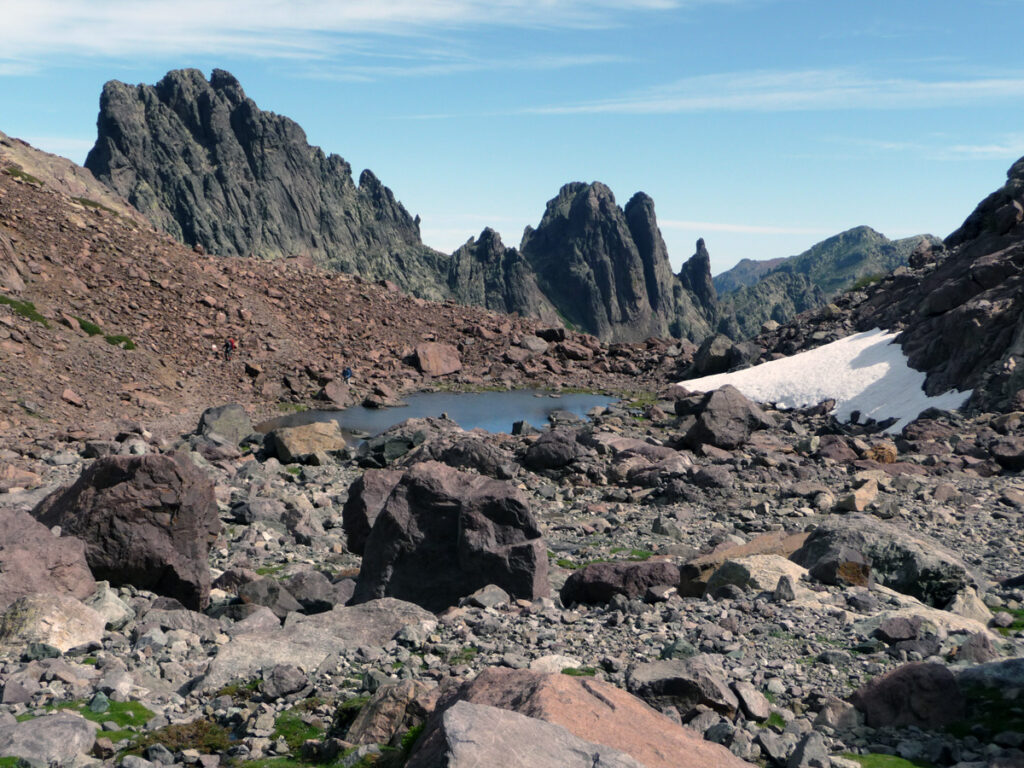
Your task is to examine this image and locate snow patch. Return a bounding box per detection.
[680,328,971,433]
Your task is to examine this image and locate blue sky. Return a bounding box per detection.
[3,0,1023,274]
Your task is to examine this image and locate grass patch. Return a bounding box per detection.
[447,646,478,665]
[842,755,933,768]
[330,695,371,738]
[126,718,232,754]
[285,466,302,476]
[992,606,1024,636]
[104,333,136,349]
[16,699,154,741]
[555,558,580,570]
[277,402,309,413]
[71,196,118,215]
[850,273,886,291]
[609,547,654,562]
[0,294,49,327]
[561,667,597,677]
[761,711,786,730]
[273,710,324,751]
[73,316,103,336]
[215,678,261,700]
[255,564,287,577]
[2,167,42,185]
[946,684,1024,739]
[0,758,20,768]
[399,724,424,755]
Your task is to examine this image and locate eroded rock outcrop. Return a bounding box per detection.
[85,68,450,299]
[521,183,716,343]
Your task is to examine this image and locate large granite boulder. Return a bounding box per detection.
[408,700,644,768]
[0,711,98,765]
[560,561,681,606]
[410,667,748,768]
[196,403,253,445]
[626,657,739,719]
[0,594,104,653]
[0,509,95,611]
[32,454,220,610]
[341,469,404,555]
[265,420,346,464]
[198,598,435,692]
[351,462,549,612]
[413,342,462,376]
[790,515,977,608]
[851,662,965,729]
[524,428,589,471]
[684,385,776,450]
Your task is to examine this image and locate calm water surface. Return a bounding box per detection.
[255,390,617,439]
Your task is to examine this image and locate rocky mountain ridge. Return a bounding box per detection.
[83,69,717,344]
[715,226,938,339]
[691,155,1024,414]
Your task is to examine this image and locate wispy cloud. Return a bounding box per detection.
[833,133,1024,160]
[1,0,688,65]
[306,53,628,82]
[525,68,1024,114]
[660,219,834,235]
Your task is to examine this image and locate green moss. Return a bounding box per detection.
[555,558,580,570]
[277,402,309,413]
[842,755,933,768]
[992,606,1024,636]
[947,683,1024,739]
[762,711,786,730]
[0,757,20,768]
[273,710,324,751]
[399,724,424,755]
[126,718,232,753]
[15,699,154,741]
[561,667,597,677]
[71,196,118,215]
[104,333,136,349]
[447,646,478,664]
[215,678,261,700]
[285,466,302,476]
[255,564,287,577]
[0,294,49,327]
[73,316,103,336]
[2,167,42,185]
[850,273,886,291]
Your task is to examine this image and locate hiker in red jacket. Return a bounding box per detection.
[223,337,237,361]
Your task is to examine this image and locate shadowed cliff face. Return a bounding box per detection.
[519,182,716,343]
[84,68,450,300]
[83,69,719,343]
[447,228,561,326]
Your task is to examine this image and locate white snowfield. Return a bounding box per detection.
[680,328,972,433]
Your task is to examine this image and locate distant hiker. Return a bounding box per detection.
[223,337,237,361]
[342,366,353,384]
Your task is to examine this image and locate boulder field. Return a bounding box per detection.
[0,385,1022,767]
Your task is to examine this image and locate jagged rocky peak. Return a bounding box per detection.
[944,155,1024,254]
[85,68,448,299]
[519,182,715,343]
[447,228,560,325]
[679,238,718,311]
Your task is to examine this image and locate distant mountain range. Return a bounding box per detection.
[714,226,940,339]
[79,68,936,345]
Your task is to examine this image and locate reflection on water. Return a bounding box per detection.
[255,390,617,439]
